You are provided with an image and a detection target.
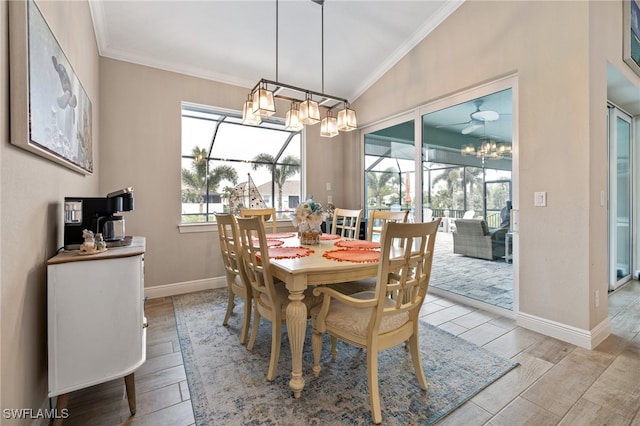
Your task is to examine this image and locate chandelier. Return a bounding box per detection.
[461,139,512,159]
[242,0,357,136]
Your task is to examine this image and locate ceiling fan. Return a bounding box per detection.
[440,100,500,135]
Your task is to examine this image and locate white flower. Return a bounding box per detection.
[291,197,325,228]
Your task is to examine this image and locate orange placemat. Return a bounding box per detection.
[334,239,381,250]
[265,246,314,260]
[252,238,285,247]
[323,249,380,263]
[265,232,296,239]
[320,233,341,240]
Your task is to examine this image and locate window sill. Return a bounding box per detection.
[178,223,217,233]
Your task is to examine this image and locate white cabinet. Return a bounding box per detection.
[47,237,146,419]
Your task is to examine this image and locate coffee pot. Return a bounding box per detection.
[64,188,134,250]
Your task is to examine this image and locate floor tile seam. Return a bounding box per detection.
[580,388,640,421]
[517,391,566,421]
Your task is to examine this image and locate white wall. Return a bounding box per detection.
[98,58,348,290]
[350,0,639,341]
[1,0,100,418]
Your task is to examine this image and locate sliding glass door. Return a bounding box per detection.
[608,105,633,291]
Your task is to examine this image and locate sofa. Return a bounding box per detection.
[452,219,507,260]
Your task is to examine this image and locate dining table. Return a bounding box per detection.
[264,232,381,398]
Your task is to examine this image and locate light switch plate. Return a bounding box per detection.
[534,191,547,207]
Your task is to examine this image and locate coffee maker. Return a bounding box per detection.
[64,187,134,250]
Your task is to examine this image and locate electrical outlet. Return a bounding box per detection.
[327,195,333,204]
[326,182,332,191]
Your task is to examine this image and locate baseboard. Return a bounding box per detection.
[144,277,226,299]
[517,311,611,349]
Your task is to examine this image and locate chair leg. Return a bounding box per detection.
[409,332,427,390]
[239,295,251,345]
[366,348,382,424]
[312,330,323,377]
[266,321,281,381]
[247,300,260,351]
[223,286,234,326]
[330,336,338,360]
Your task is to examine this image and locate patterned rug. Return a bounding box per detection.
[173,289,518,425]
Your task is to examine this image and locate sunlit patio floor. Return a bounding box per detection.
[430,231,513,312]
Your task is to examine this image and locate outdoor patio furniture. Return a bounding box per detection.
[452,219,506,260]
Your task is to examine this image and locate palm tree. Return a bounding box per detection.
[367,168,399,207]
[181,146,238,212]
[251,153,300,210]
[431,167,462,210]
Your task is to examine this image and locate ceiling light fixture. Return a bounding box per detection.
[242,0,357,136]
[461,139,512,159]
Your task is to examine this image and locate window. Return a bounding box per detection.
[364,120,416,222]
[181,103,302,223]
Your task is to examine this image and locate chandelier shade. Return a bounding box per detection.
[242,95,262,126]
[251,85,276,118]
[320,110,338,138]
[299,95,321,125]
[285,102,304,131]
[337,105,357,132]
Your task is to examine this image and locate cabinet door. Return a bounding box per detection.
[48,255,145,396]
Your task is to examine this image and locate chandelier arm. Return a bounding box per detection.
[257,78,349,107]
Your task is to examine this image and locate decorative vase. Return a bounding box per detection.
[298,222,322,245]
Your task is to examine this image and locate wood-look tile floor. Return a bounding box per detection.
[61,281,640,426]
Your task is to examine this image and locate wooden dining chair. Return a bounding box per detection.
[366,209,409,242]
[235,216,322,381]
[331,208,362,239]
[215,213,252,345]
[240,207,278,234]
[328,209,411,296]
[310,218,441,424]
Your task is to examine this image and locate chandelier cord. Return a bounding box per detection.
[321,1,324,93]
[275,0,279,82]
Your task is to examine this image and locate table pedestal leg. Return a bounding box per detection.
[286,289,307,398]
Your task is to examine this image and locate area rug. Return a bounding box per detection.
[173,289,518,425]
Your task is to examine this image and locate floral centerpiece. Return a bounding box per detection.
[291,197,326,244]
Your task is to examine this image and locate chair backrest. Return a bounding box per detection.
[331,208,363,239]
[462,209,475,219]
[370,218,441,334]
[424,208,433,222]
[367,209,409,242]
[240,207,277,233]
[454,219,489,236]
[215,213,243,278]
[236,216,279,307]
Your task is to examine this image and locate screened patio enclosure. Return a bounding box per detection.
[364,87,513,228]
[180,103,302,223]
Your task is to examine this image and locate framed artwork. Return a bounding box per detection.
[623,0,640,78]
[9,0,93,175]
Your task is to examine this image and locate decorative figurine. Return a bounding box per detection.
[79,229,95,253]
[95,233,106,251]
